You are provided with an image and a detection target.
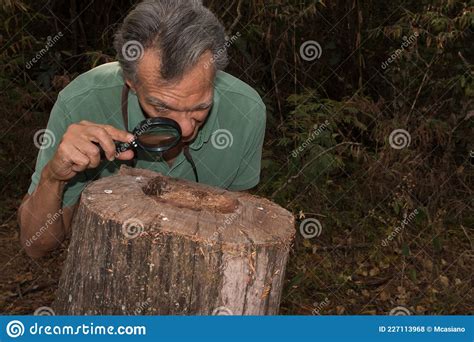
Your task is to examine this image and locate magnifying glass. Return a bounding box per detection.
[95,116,199,182]
[95,117,181,157]
[117,117,182,154]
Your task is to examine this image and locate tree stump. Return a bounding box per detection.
[53,166,295,315]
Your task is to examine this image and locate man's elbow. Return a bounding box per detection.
[19,224,54,259]
[21,240,48,259]
[17,205,58,259]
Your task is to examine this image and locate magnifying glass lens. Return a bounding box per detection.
[132,118,182,152]
[110,117,182,155]
[137,126,180,148]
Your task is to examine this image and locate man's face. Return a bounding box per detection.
[128,50,215,143]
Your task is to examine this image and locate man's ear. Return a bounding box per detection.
[125,79,137,94]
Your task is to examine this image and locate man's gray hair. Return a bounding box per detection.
[113,0,229,83]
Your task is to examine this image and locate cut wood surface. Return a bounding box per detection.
[54,165,295,315]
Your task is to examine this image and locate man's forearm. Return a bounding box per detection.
[19,163,67,257]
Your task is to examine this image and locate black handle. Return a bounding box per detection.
[93,141,134,159]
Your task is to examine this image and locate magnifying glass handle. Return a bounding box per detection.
[93,142,136,159]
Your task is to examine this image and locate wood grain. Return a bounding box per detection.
[54,166,295,315]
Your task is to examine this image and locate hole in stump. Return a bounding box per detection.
[142,176,239,214]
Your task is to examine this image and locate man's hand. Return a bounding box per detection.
[19,121,135,258]
[47,120,135,182]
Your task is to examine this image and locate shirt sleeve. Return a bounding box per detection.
[227,102,266,191]
[27,95,89,208]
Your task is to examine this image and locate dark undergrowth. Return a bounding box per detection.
[0,0,472,314]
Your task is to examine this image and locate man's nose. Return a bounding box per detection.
[176,116,195,138]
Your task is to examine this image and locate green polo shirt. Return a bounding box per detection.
[27,62,266,208]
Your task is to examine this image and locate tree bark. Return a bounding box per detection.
[53,166,295,315]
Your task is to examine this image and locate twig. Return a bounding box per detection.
[228,0,243,34]
[458,51,472,69]
[407,55,436,122]
[311,243,371,252]
[460,225,473,250]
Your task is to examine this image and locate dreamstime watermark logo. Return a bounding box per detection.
[381,208,419,247]
[134,118,154,137]
[208,211,240,243]
[299,218,323,239]
[34,306,55,316]
[212,306,233,315]
[389,306,411,316]
[311,297,330,315]
[389,129,411,149]
[132,298,152,315]
[299,40,322,61]
[26,31,63,69]
[33,128,56,149]
[6,320,25,338]
[381,32,419,70]
[122,40,144,61]
[121,218,144,239]
[114,119,153,156]
[204,32,241,69]
[25,209,64,247]
[211,129,233,150]
[291,119,330,157]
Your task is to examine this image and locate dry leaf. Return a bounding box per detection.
[438,275,449,288]
[379,291,390,301]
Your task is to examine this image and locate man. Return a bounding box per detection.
[18,0,266,258]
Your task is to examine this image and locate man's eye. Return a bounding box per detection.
[155,107,168,113]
